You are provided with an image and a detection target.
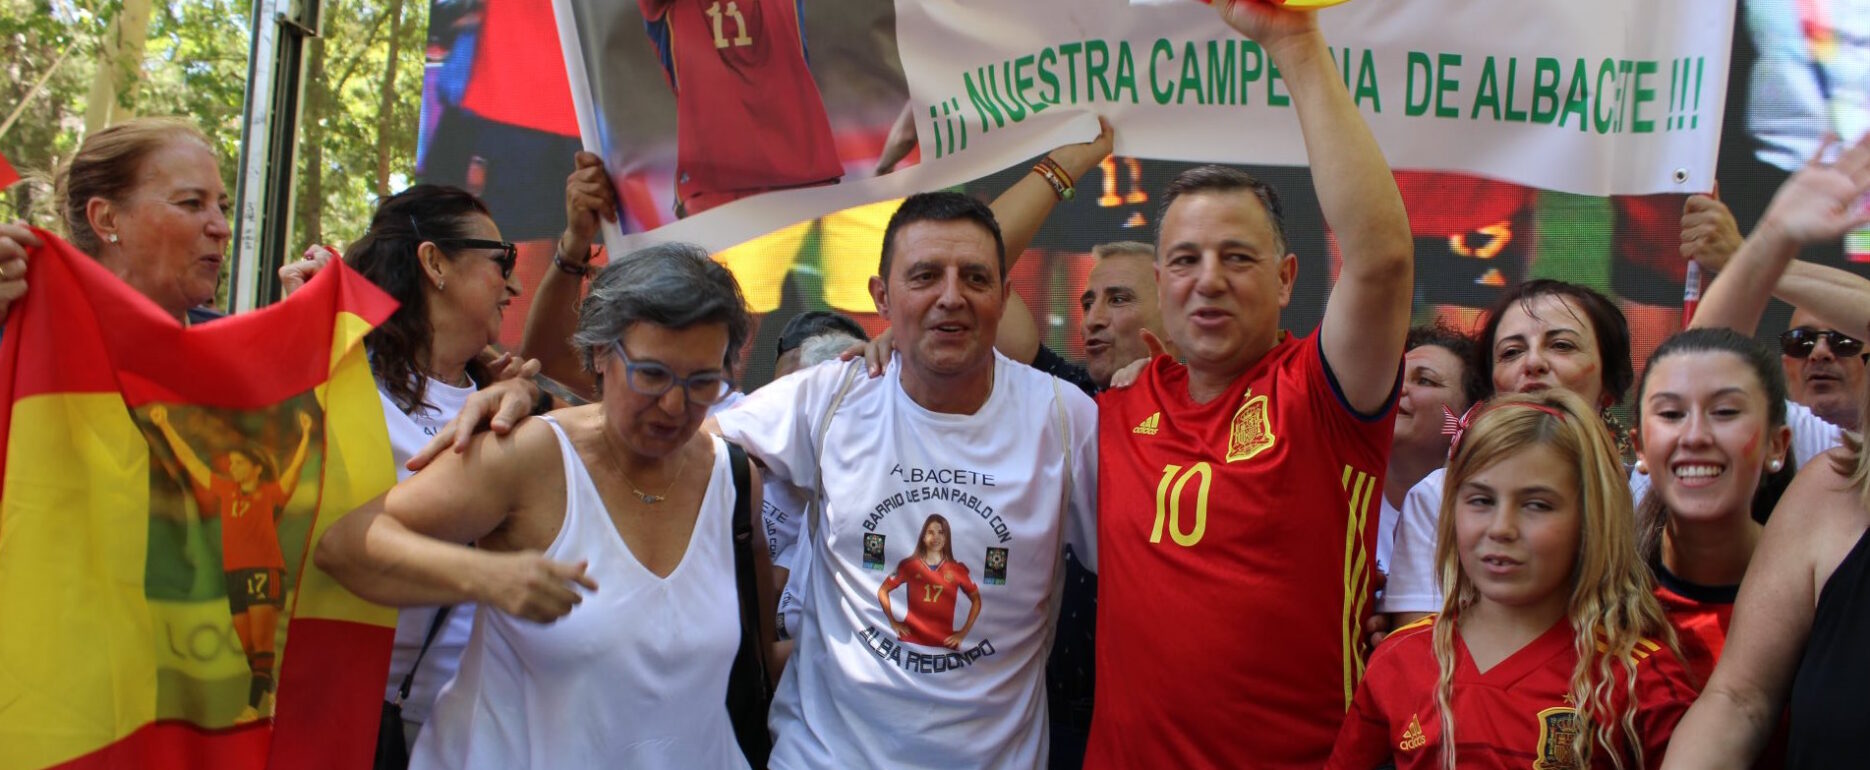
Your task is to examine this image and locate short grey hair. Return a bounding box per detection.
[571,242,752,372]
[1092,241,1154,261]
[798,333,865,368]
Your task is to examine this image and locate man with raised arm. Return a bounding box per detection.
[1085,2,1413,767]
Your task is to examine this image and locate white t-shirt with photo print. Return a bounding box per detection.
[715,353,1097,770]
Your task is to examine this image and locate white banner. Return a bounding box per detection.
[556,0,1734,253]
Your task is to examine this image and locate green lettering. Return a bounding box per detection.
[1530,57,1561,123]
[1240,41,1264,105]
[1435,52,1461,119]
[1059,42,1084,103]
[1631,59,1657,133]
[1038,48,1061,105]
[1406,51,1432,117]
[1087,40,1113,102]
[1502,58,1528,122]
[964,69,1005,131]
[993,61,1026,122]
[1471,56,1501,121]
[1559,58,1590,130]
[1015,54,1043,114]
[1114,41,1140,103]
[1178,41,1205,104]
[1150,39,1175,105]
[1353,48,1381,112]
[1594,58,1617,134]
[1267,59,1289,107]
[1207,40,1237,105]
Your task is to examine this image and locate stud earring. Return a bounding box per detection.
[1634,458,1649,475]
[107,233,120,244]
[436,280,445,292]
[1769,458,1784,473]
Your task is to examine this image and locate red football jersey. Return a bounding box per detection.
[1652,565,1788,770]
[1328,617,1696,770]
[1087,332,1396,770]
[459,0,580,136]
[640,0,842,204]
[883,557,979,648]
[199,478,289,571]
[1653,564,1737,685]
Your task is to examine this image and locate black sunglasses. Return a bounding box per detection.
[1780,327,1867,359]
[410,216,518,279]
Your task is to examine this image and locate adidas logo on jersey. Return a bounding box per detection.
[1133,412,1161,436]
[1399,714,1426,751]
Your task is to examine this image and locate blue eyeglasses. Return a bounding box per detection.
[607,341,735,405]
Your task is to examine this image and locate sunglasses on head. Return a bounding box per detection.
[409,216,518,279]
[1780,327,1867,359]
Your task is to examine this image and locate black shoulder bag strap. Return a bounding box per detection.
[724,442,773,768]
[397,605,455,706]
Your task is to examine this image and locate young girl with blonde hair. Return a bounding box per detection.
[1329,391,1696,769]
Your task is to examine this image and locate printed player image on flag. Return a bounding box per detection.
[0,229,400,770]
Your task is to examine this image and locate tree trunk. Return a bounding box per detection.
[85,0,155,132]
[374,0,408,197]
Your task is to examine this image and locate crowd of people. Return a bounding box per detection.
[5,1,1870,769]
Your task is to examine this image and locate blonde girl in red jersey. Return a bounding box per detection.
[1329,391,1695,770]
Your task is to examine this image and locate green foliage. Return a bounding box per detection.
[0,0,428,294]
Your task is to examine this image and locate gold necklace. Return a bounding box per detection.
[604,433,691,505]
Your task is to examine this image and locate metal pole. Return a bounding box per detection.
[231,0,320,312]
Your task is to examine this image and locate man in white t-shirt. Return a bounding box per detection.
[713,191,1098,769]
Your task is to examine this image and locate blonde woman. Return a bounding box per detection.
[1329,391,1695,769]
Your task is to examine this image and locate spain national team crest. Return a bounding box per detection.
[1225,390,1276,463]
[1533,706,1582,770]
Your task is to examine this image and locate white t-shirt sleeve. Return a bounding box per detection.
[1786,399,1846,469]
[714,359,855,493]
[1375,468,1445,614]
[1063,386,1100,573]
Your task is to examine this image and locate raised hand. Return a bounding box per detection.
[0,222,40,318]
[405,377,542,471]
[478,552,599,624]
[561,151,618,265]
[1761,132,1870,245]
[280,245,337,296]
[1680,192,1741,271]
[1214,0,1322,53]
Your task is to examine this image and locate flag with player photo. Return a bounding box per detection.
[0,230,400,770]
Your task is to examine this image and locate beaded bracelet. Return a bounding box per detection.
[1033,156,1076,201]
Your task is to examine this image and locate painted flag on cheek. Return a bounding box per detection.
[0,230,400,770]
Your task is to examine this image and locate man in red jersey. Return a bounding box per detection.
[1084,2,1413,767]
[640,0,843,217]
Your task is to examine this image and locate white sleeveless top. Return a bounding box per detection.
[409,418,750,770]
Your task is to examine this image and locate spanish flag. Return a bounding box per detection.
[0,230,400,769]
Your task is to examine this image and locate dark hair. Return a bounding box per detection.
[1474,279,1633,407]
[58,117,217,256]
[571,242,752,374]
[1406,323,1486,409]
[777,310,870,356]
[1635,328,1794,537]
[879,192,1006,279]
[1154,164,1290,257]
[344,184,495,414]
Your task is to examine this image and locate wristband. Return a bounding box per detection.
[1033,156,1076,201]
[553,248,592,278]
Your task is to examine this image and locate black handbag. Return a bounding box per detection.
[374,605,454,770]
[724,442,774,769]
